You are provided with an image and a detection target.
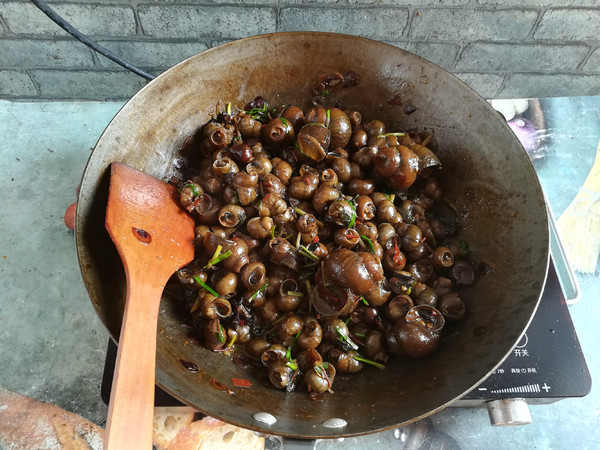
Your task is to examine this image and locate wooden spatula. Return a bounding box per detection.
[104,162,195,449]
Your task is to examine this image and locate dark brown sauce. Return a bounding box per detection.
[309,391,327,402]
[233,352,257,370]
[474,326,487,337]
[211,379,234,394]
[187,333,200,346]
[179,359,199,373]
[404,104,417,115]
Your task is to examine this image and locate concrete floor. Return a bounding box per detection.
[0,101,122,426]
[1,98,599,449]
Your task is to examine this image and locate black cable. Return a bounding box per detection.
[30,0,155,81]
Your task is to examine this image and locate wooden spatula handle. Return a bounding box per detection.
[105,278,163,449]
[104,163,196,449]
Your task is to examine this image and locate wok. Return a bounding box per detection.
[76,32,549,439]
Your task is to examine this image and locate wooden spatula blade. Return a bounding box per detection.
[103,162,195,449]
[105,162,195,275]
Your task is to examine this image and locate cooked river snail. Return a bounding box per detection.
[168,93,476,397]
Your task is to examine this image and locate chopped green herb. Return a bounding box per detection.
[244,104,269,122]
[335,326,359,351]
[217,323,226,344]
[225,332,237,349]
[269,311,292,329]
[299,245,320,262]
[354,332,366,339]
[204,247,233,269]
[357,236,367,251]
[285,331,301,371]
[248,107,264,116]
[345,195,356,210]
[226,103,232,115]
[212,250,232,265]
[210,245,222,262]
[346,196,357,228]
[285,331,301,361]
[287,291,304,297]
[248,282,269,303]
[376,132,406,138]
[294,139,309,158]
[325,109,331,128]
[183,183,200,197]
[359,296,369,306]
[270,225,276,239]
[352,355,386,369]
[459,240,469,253]
[348,211,357,228]
[299,270,315,281]
[280,116,289,129]
[314,362,331,386]
[306,280,313,315]
[294,207,307,216]
[443,196,459,215]
[193,275,219,297]
[360,235,376,254]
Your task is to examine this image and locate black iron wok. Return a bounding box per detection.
[75,32,549,439]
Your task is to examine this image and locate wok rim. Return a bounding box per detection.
[75,31,550,439]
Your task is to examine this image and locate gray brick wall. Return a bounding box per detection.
[0,0,598,101]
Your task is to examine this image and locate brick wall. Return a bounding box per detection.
[1,0,599,101]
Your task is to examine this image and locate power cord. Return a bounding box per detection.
[30,0,155,81]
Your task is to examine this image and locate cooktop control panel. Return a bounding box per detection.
[458,264,591,406]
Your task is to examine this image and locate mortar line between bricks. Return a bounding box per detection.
[524,7,546,40]
[279,4,410,11]
[404,8,417,40]
[24,69,43,98]
[0,15,8,34]
[275,2,281,33]
[131,2,145,37]
[536,6,600,11]
[0,35,214,44]
[454,39,594,48]
[494,73,512,98]
[24,67,600,76]
[453,43,469,72]
[394,6,541,12]
[135,2,289,8]
[83,43,102,68]
[7,35,592,46]
[0,35,594,48]
[575,45,598,72]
